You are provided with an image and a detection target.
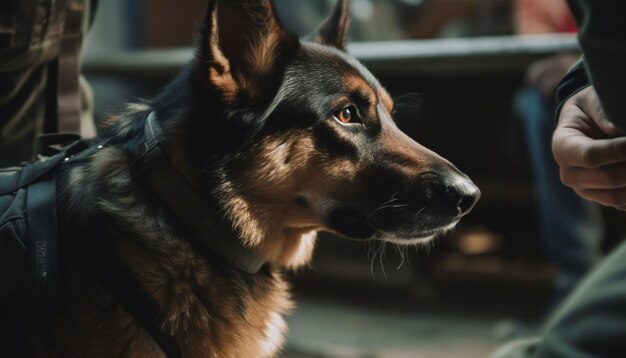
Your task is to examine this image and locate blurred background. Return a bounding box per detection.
[81,0,626,357]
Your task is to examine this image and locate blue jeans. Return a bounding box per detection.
[515,88,603,299]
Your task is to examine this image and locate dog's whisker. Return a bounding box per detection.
[368,240,379,280]
[396,245,407,270]
[366,203,409,220]
[405,246,413,266]
[413,206,426,218]
[364,194,401,217]
[367,240,376,280]
[378,241,387,278]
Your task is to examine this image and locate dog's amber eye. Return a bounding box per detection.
[334,105,357,124]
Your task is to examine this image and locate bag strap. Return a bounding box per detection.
[0,135,86,196]
[56,0,87,134]
[36,133,83,157]
[0,157,63,196]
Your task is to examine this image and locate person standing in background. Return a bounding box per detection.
[0,3,96,354]
[0,0,96,167]
[496,1,626,356]
[513,0,602,306]
[537,0,626,355]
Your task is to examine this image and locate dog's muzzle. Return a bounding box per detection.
[362,169,480,239]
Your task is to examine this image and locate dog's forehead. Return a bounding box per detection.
[297,42,381,91]
[298,42,394,115]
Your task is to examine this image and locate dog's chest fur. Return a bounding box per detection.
[42,148,293,358]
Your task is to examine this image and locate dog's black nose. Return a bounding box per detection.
[445,178,480,216]
[410,172,480,218]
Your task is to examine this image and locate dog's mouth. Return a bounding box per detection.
[325,202,461,244]
[371,220,459,245]
[369,209,460,245]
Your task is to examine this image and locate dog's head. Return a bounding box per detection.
[179,0,479,268]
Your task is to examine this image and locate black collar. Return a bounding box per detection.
[133,111,266,274]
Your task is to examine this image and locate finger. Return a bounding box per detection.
[553,126,626,168]
[579,87,624,137]
[557,87,624,138]
[575,187,626,208]
[593,114,624,137]
[560,163,626,190]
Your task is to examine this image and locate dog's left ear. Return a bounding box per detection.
[312,0,350,50]
[196,0,298,104]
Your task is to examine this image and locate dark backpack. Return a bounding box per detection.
[0,137,181,358]
[0,138,78,357]
[0,134,93,301]
[0,152,68,300]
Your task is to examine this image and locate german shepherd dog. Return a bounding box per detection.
[24,0,479,356]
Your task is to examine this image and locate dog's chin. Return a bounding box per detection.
[372,220,459,246]
[375,221,458,246]
[325,205,460,244]
[327,218,459,246]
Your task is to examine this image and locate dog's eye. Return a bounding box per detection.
[334,105,359,124]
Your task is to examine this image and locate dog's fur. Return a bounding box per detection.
[27,0,479,357]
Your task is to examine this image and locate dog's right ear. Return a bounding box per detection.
[196,0,298,104]
[312,0,350,50]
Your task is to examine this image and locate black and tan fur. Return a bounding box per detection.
[25,0,479,357]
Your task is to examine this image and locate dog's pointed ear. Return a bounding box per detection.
[313,0,350,50]
[196,0,298,103]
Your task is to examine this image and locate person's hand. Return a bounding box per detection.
[552,86,626,210]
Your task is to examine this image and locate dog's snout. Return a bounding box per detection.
[445,178,480,217]
[409,172,480,218]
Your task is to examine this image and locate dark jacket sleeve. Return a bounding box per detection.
[554,57,590,121]
[564,0,626,130]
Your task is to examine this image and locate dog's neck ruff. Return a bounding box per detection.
[134,111,266,274]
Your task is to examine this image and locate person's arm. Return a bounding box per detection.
[551,1,626,210]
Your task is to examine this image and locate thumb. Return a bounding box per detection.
[581,87,624,137]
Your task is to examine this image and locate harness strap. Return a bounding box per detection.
[36,133,83,157]
[25,171,58,298]
[0,157,63,198]
[73,237,181,358]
